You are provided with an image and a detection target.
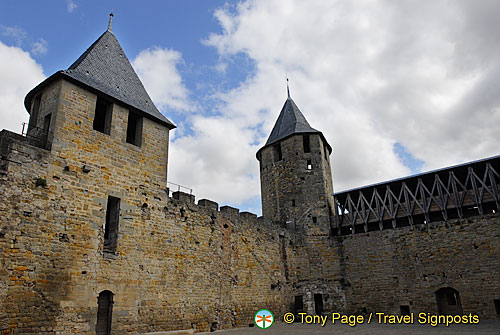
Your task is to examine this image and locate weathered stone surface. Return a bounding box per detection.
[0,27,499,335]
[0,79,289,334]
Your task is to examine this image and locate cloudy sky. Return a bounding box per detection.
[1,1,499,215]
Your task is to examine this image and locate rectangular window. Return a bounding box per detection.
[292,199,296,207]
[43,113,51,133]
[29,94,42,131]
[93,98,112,135]
[126,111,143,146]
[312,216,317,223]
[324,146,328,160]
[274,143,282,162]
[104,196,120,254]
[303,135,310,153]
[307,160,312,170]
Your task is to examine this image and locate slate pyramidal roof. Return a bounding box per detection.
[257,94,331,157]
[25,23,175,129]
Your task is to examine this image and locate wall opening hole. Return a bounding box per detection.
[400,305,410,316]
[93,98,112,134]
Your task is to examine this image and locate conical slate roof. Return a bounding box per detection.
[265,97,320,146]
[25,25,175,129]
[257,96,331,157]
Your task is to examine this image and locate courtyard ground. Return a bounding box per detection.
[198,320,500,334]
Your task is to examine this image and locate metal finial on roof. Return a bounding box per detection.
[107,12,114,31]
[286,77,290,99]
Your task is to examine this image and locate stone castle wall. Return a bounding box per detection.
[1,78,499,335]
[0,78,294,334]
[0,131,293,334]
[336,215,500,319]
[1,128,499,334]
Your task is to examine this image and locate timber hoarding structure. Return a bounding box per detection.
[0,16,499,334]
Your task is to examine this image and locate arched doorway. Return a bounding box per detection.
[96,290,114,335]
[435,287,462,315]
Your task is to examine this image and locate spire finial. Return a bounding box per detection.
[107,12,114,31]
[286,77,290,99]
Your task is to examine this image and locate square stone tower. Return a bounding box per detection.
[24,19,176,192]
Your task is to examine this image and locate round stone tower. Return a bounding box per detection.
[257,89,334,235]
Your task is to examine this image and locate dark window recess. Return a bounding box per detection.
[93,98,112,134]
[303,134,310,153]
[104,196,120,254]
[126,111,143,146]
[96,290,113,335]
[307,160,312,170]
[43,113,51,133]
[274,143,282,162]
[292,199,296,207]
[400,305,410,316]
[494,299,500,316]
[324,146,328,160]
[312,216,317,223]
[29,94,42,131]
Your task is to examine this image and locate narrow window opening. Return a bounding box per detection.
[324,146,328,160]
[104,196,120,254]
[43,113,51,133]
[93,98,112,135]
[126,111,143,146]
[292,199,296,207]
[29,94,42,131]
[312,216,317,223]
[274,143,282,162]
[42,113,52,148]
[400,305,410,316]
[303,135,310,153]
[96,290,113,335]
[307,160,312,170]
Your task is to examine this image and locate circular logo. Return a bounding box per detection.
[254,309,274,329]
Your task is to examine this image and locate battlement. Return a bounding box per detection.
[169,190,264,227]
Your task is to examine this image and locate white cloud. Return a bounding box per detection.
[169,116,261,205]
[0,25,26,46]
[66,0,77,13]
[201,0,500,195]
[132,47,193,112]
[0,41,45,134]
[31,38,48,55]
[123,0,500,214]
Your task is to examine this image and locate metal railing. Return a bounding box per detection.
[167,181,193,195]
[21,122,52,150]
